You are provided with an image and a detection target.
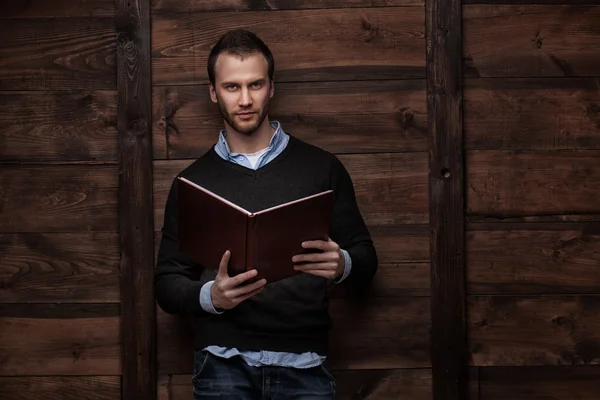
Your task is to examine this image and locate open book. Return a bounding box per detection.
[177,176,334,283]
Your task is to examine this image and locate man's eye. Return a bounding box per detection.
[227,85,237,90]
[252,82,262,88]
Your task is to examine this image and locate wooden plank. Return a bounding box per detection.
[151,8,425,85]
[0,376,121,400]
[152,0,424,13]
[0,164,118,233]
[116,0,155,399]
[165,369,433,400]
[463,5,600,77]
[152,88,168,159]
[0,91,117,162]
[467,223,600,294]
[0,0,116,18]
[467,150,600,220]
[427,0,466,396]
[0,19,116,91]
[157,297,431,374]
[464,78,600,150]
[0,233,120,303]
[469,295,600,366]
[0,304,120,375]
[464,0,600,4]
[153,153,428,230]
[479,366,600,400]
[153,81,427,159]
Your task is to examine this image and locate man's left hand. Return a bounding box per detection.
[292,238,344,280]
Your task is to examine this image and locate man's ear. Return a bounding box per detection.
[209,84,218,103]
[269,78,275,98]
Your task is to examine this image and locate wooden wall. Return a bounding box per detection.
[463,1,600,399]
[0,1,122,399]
[150,1,432,398]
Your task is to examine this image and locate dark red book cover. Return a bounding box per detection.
[177,176,333,283]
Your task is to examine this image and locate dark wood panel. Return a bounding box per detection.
[467,224,600,294]
[467,150,600,219]
[0,164,118,233]
[152,0,423,13]
[0,304,120,375]
[0,233,120,303]
[427,0,467,397]
[153,81,427,159]
[463,6,600,77]
[152,89,168,159]
[157,297,430,374]
[151,8,425,85]
[464,0,600,5]
[464,78,600,150]
[163,369,433,400]
[0,19,116,90]
[0,376,121,400]
[469,296,600,366]
[0,0,115,18]
[153,153,428,230]
[479,366,600,400]
[0,91,117,161]
[116,0,156,399]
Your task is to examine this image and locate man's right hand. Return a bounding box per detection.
[211,250,267,310]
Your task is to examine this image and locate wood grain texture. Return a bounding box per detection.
[463,5,600,77]
[0,91,117,161]
[151,8,425,85]
[153,153,428,231]
[469,296,600,366]
[427,0,466,396]
[466,150,600,219]
[467,223,600,294]
[0,233,120,303]
[117,0,156,398]
[0,164,118,233]
[464,78,600,150]
[479,366,600,400]
[153,81,427,159]
[161,369,433,400]
[152,0,424,13]
[0,0,116,18]
[0,19,116,91]
[0,376,121,400]
[0,304,120,375]
[157,297,430,374]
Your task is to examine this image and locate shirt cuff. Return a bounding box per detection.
[199,280,224,314]
[333,249,352,284]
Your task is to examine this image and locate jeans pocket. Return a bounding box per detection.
[192,350,210,382]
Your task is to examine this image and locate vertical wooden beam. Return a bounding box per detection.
[426,0,467,398]
[116,1,156,399]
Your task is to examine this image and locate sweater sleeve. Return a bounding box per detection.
[154,176,214,316]
[329,157,378,292]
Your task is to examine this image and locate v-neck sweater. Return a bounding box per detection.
[154,135,378,355]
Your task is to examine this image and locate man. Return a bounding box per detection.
[154,29,378,399]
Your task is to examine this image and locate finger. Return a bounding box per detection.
[302,240,338,251]
[217,250,231,279]
[232,285,265,305]
[293,251,338,263]
[228,278,266,298]
[228,269,259,287]
[297,269,336,279]
[294,262,337,271]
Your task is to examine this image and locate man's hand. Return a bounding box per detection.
[292,238,345,280]
[211,250,267,310]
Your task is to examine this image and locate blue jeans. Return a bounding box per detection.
[192,350,336,399]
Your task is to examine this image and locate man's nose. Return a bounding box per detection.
[239,88,252,107]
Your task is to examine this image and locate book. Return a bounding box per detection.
[176,176,334,283]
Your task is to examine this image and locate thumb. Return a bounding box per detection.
[217,250,231,279]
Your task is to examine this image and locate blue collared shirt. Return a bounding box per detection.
[199,121,352,368]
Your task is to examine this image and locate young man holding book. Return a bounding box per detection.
[154,29,378,399]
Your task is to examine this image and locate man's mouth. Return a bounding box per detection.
[236,112,256,120]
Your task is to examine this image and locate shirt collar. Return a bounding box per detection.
[215,121,285,159]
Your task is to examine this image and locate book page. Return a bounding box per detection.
[253,190,334,216]
[178,177,251,215]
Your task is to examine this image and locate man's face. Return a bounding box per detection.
[209,52,274,136]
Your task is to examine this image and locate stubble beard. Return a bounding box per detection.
[217,95,270,137]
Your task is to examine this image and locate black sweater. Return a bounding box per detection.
[154,135,378,355]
